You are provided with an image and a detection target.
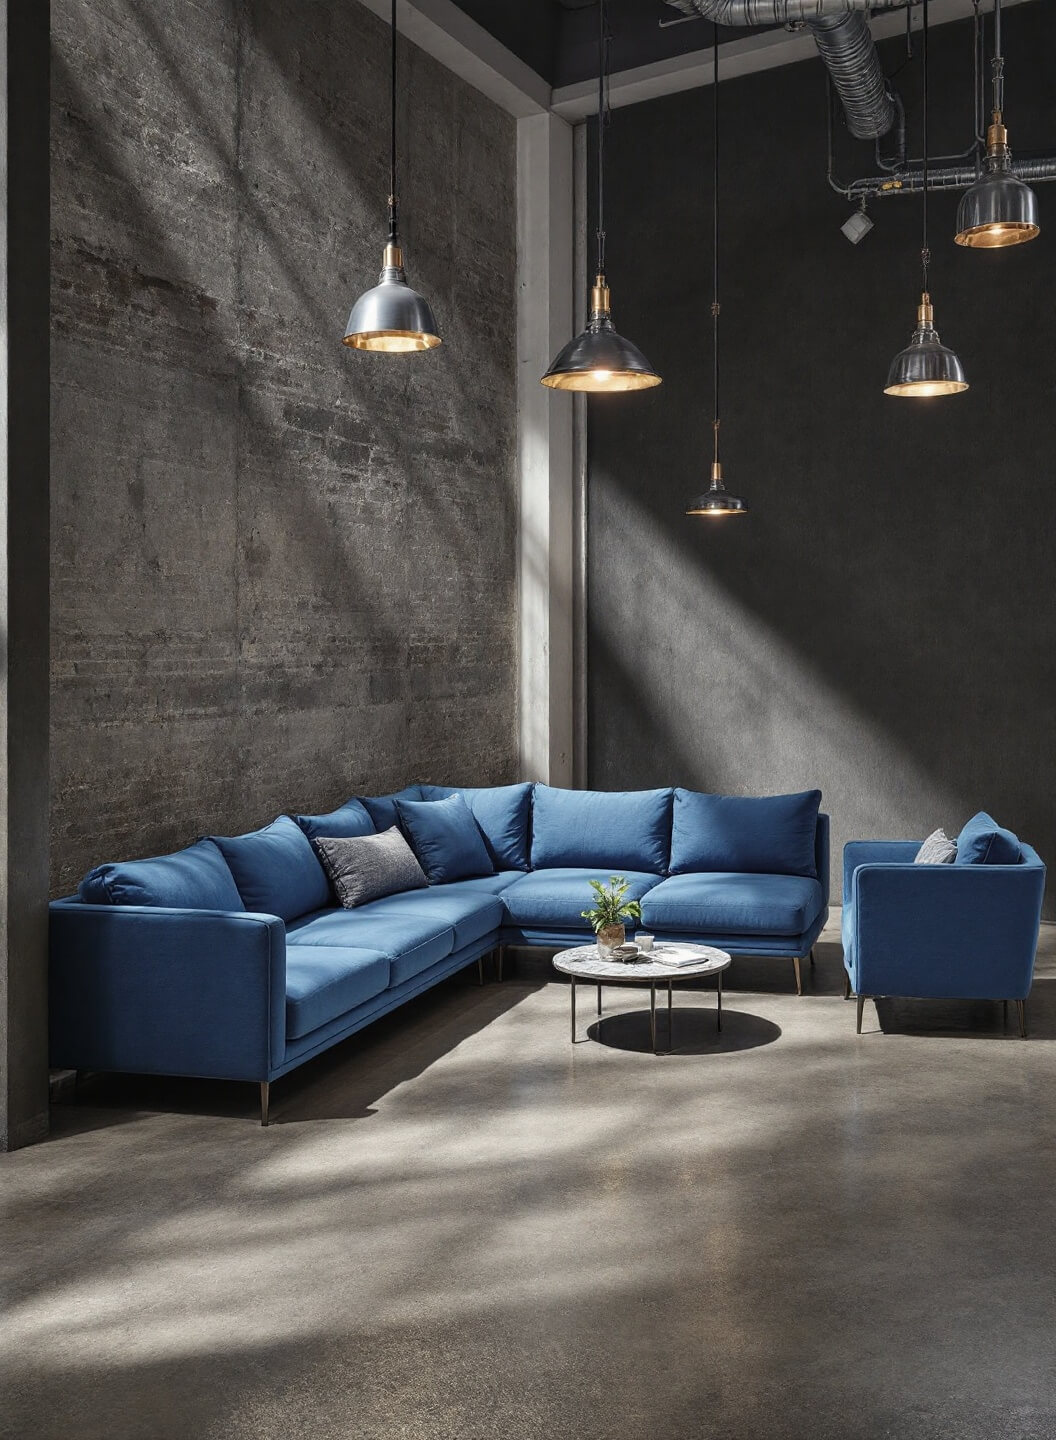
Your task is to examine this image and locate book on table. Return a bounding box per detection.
[652,943,720,969]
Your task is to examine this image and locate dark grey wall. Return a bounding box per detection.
[50,0,518,896]
[587,1,1056,911]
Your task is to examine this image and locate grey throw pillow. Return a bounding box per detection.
[313,827,428,907]
[914,828,957,865]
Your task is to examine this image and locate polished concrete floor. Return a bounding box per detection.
[4,915,1056,1440]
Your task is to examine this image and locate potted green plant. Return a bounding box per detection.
[581,877,642,957]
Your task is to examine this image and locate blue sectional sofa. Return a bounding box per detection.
[50,784,829,1122]
[843,813,1046,1036]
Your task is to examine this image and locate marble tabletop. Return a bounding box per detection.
[552,942,732,983]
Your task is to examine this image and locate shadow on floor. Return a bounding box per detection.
[585,1006,781,1056]
[53,963,545,1133]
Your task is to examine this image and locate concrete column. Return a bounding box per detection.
[0,0,51,1151]
[516,112,574,786]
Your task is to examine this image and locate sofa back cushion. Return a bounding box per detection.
[396,793,495,885]
[357,786,423,833]
[293,798,375,843]
[418,783,533,870]
[78,839,244,911]
[212,815,331,921]
[530,786,672,873]
[954,811,1022,866]
[670,789,822,878]
[313,828,428,908]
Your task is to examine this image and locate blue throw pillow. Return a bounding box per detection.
[670,789,822,878]
[395,793,495,885]
[212,815,331,921]
[79,839,244,911]
[530,786,672,873]
[417,783,533,870]
[954,811,1022,866]
[357,786,423,833]
[293,798,375,842]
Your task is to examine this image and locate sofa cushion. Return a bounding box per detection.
[313,828,428,907]
[344,884,504,950]
[293,798,375,843]
[78,839,244,911]
[286,909,454,986]
[357,786,423,833]
[669,790,822,879]
[419,783,533,870]
[914,828,957,865]
[284,945,391,1039]
[640,872,825,938]
[211,817,330,921]
[500,868,660,930]
[396,793,494,885]
[954,811,1022,866]
[530,786,672,873]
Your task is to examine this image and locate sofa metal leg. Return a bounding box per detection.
[260,1081,270,1127]
[1002,999,1008,1029]
[793,955,802,996]
[809,947,816,969]
[856,995,865,1035]
[497,945,505,983]
[843,970,851,1000]
[1016,999,1027,1039]
[476,956,485,986]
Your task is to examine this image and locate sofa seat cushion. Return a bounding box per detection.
[342,885,504,951]
[212,816,330,922]
[500,869,661,930]
[285,945,391,1039]
[78,839,244,911]
[286,909,454,987]
[530,787,673,873]
[418,783,533,870]
[640,872,825,938]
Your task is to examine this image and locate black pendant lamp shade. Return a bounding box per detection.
[541,1,660,393]
[686,34,747,518]
[343,0,440,353]
[955,0,1039,248]
[885,0,967,399]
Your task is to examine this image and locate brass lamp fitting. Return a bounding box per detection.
[590,274,612,318]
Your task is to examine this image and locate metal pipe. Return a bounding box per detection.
[833,155,1056,199]
[667,0,903,139]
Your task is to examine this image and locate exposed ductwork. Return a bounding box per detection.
[666,0,904,140]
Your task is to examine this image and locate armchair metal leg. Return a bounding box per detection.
[856,995,865,1035]
[1016,999,1027,1039]
[260,1081,270,1127]
[843,970,851,1000]
[809,947,816,969]
[793,955,802,996]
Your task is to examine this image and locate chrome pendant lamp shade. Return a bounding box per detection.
[686,34,747,518]
[541,1,660,394]
[955,1,1039,248]
[885,0,967,399]
[343,0,440,353]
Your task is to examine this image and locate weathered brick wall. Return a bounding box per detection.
[50,0,518,893]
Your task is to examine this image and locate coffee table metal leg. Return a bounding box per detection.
[717,969,723,1032]
[597,983,602,1017]
[668,979,673,1052]
[571,976,576,1043]
[650,982,657,1053]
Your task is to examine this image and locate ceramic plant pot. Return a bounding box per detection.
[597,923,626,958]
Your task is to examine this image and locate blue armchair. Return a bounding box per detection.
[842,840,1046,1036]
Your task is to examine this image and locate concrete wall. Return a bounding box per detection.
[50,0,518,895]
[586,2,1056,911]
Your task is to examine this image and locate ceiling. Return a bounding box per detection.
[450,1,727,89]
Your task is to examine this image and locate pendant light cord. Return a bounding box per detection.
[712,29,721,465]
[992,0,1004,116]
[596,0,606,278]
[920,0,930,296]
[388,0,398,242]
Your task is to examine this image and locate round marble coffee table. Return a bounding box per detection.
[552,943,732,1053]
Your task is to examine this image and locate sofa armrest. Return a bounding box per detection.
[49,902,286,1081]
[842,841,920,905]
[850,862,1046,1000]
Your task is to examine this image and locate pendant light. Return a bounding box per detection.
[541,0,660,393]
[955,0,1039,248]
[343,0,441,353]
[687,33,747,518]
[885,0,968,398]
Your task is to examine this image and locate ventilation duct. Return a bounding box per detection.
[666,0,903,140]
